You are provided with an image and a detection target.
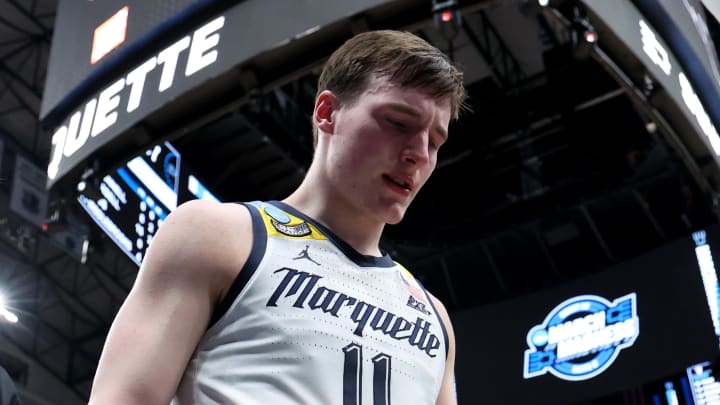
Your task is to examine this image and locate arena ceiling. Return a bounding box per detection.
[160,0,720,308]
[0,0,719,402]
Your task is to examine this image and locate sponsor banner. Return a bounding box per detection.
[44,0,392,189]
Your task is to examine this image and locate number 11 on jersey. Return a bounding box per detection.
[343,343,392,405]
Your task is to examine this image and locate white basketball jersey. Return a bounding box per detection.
[172,201,449,404]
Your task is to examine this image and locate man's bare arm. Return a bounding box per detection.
[88,200,251,405]
[431,293,458,405]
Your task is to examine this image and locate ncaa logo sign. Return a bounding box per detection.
[523,293,639,381]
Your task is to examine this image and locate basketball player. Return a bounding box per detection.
[88,29,467,404]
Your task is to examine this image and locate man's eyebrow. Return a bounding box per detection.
[385,102,421,117]
[385,103,448,140]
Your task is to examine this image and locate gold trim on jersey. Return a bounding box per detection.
[395,262,417,281]
[259,203,328,240]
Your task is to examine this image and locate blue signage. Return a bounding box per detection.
[523,293,639,381]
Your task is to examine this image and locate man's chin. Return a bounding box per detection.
[375,199,409,225]
[384,208,407,225]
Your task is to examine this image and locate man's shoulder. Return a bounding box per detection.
[169,200,251,233]
[174,198,248,217]
[144,200,253,271]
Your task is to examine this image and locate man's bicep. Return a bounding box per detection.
[89,202,225,404]
[436,364,458,405]
[92,284,210,403]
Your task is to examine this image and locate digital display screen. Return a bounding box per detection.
[452,226,720,404]
[43,0,206,119]
[688,360,720,404]
[692,229,720,345]
[642,370,695,405]
[44,0,392,189]
[642,358,720,404]
[77,141,219,266]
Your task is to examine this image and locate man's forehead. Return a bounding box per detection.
[365,78,450,106]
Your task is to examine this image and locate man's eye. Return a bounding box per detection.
[387,118,407,129]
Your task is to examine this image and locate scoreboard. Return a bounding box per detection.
[77,140,218,266]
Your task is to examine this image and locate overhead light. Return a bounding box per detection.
[432,0,462,41]
[81,238,90,264]
[2,310,18,324]
[645,121,658,134]
[0,292,17,324]
[584,30,597,43]
[571,16,598,60]
[537,0,569,8]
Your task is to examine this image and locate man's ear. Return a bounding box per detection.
[314,90,338,134]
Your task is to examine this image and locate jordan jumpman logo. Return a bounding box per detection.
[294,245,321,266]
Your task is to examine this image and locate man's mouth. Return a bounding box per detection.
[383,174,412,191]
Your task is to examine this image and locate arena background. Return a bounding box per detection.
[0,0,719,403]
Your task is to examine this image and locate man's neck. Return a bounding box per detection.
[282,188,385,257]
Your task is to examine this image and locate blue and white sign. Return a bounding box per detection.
[523,293,639,381]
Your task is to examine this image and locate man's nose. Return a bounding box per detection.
[400,129,431,165]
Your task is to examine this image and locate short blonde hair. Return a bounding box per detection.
[313,30,467,146]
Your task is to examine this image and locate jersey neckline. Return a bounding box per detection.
[268,200,395,268]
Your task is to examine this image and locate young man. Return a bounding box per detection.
[89,29,467,404]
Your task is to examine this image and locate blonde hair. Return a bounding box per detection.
[313,30,467,146]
